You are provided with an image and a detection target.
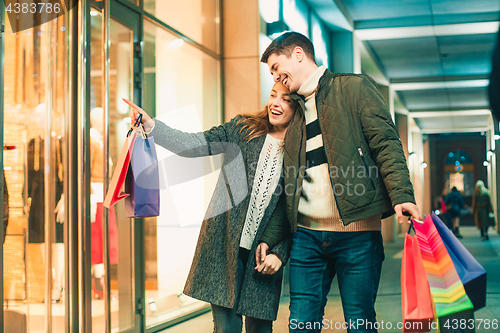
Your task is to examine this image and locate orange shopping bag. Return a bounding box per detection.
[103,131,137,208]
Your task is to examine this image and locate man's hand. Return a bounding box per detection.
[394,202,422,224]
[255,242,268,267]
[254,242,282,275]
[255,253,282,275]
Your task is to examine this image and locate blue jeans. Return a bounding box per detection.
[289,227,384,333]
[212,248,273,333]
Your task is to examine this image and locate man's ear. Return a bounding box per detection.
[293,46,305,62]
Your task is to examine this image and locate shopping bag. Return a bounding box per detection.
[413,216,474,318]
[124,132,160,217]
[401,224,434,332]
[103,131,137,208]
[431,212,487,311]
[91,203,119,266]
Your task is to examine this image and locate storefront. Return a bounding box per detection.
[1,0,221,332]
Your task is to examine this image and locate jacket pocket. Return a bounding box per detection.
[358,148,377,191]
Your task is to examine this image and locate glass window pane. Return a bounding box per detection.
[283,0,309,37]
[259,0,280,23]
[3,12,69,333]
[144,0,220,54]
[143,20,221,328]
[90,10,136,332]
[311,15,329,67]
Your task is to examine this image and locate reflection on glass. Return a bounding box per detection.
[143,20,220,328]
[144,0,220,53]
[259,0,280,23]
[90,10,135,332]
[283,0,309,37]
[311,15,329,67]
[3,12,68,333]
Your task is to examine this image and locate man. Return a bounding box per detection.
[259,32,421,332]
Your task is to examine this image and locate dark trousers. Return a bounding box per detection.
[211,248,273,333]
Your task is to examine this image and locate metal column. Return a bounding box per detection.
[102,1,112,332]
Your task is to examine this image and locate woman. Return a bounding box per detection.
[446,186,465,238]
[124,82,296,332]
[472,180,495,241]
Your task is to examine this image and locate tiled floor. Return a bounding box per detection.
[159,226,500,333]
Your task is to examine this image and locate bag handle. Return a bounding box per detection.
[127,113,147,139]
[407,219,414,234]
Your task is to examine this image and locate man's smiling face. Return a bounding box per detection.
[266,51,303,93]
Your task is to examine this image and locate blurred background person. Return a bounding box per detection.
[472,180,495,241]
[446,186,465,238]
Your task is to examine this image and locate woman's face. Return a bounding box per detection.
[267,82,296,130]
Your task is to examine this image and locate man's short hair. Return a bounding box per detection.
[260,31,316,64]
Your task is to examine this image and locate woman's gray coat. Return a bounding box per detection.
[150,116,291,321]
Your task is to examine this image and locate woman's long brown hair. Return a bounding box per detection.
[236,106,273,143]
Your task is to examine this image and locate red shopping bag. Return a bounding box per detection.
[103,131,137,208]
[401,225,434,332]
[91,203,118,265]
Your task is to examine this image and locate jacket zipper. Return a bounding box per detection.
[358,148,376,189]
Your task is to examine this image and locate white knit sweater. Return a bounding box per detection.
[240,134,284,249]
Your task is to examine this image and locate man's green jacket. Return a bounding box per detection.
[278,70,416,232]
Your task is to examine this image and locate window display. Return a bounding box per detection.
[3,10,69,332]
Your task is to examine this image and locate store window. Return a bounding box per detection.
[143,19,221,328]
[89,8,138,332]
[311,15,329,67]
[144,0,220,54]
[283,0,309,37]
[259,0,280,23]
[3,11,69,333]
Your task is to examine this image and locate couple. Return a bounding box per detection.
[127,32,421,333]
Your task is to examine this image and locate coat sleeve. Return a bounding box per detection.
[259,193,292,264]
[269,234,292,265]
[259,193,289,249]
[150,115,245,157]
[357,75,416,207]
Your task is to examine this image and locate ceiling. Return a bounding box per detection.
[305,0,499,133]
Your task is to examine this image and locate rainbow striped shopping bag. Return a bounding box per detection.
[413,216,474,319]
[431,212,487,311]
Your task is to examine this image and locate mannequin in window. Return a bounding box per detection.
[90,107,119,299]
[25,103,65,302]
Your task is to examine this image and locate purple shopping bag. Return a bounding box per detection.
[124,133,160,218]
